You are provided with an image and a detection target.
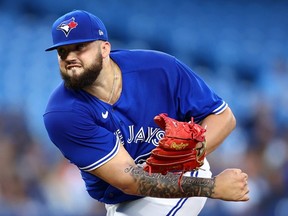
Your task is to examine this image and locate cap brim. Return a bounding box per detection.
[45,38,98,51]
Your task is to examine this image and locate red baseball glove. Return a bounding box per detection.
[143,113,206,176]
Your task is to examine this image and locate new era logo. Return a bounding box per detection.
[99,30,104,36]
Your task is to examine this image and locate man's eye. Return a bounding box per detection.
[76,43,86,50]
[57,48,66,56]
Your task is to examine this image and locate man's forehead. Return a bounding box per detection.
[57,41,97,50]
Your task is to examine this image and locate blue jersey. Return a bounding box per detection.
[43,49,227,204]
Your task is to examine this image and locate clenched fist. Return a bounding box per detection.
[212,168,249,201]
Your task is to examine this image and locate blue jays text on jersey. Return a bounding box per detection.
[43,49,227,204]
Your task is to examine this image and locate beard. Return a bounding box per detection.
[60,54,103,90]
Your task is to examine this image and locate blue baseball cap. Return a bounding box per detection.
[45,10,108,51]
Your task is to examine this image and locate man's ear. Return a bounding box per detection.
[101,41,111,58]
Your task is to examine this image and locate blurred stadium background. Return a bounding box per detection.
[0,0,288,215]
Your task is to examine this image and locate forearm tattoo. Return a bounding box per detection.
[125,166,215,198]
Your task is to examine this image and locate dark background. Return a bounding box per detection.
[0,0,287,215]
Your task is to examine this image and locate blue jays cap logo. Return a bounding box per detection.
[57,17,78,37]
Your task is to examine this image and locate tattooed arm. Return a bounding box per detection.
[127,165,215,198]
[91,145,249,201]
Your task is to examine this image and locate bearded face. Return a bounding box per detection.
[60,52,103,90]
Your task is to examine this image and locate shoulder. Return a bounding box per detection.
[110,49,177,70]
[44,82,95,120]
[111,49,175,59]
[43,83,100,145]
[45,82,78,111]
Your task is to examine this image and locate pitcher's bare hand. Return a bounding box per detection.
[212,168,249,201]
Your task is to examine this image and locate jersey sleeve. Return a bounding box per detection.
[43,109,120,172]
[174,59,227,122]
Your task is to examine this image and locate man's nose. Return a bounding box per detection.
[65,51,77,61]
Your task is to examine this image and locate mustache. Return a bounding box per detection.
[66,60,82,69]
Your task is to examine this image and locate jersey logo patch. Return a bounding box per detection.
[102,111,109,119]
[57,17,78,37]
